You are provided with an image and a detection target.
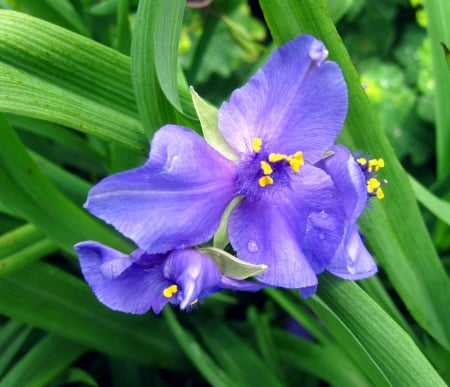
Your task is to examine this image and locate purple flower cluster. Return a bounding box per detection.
[75,35,384,314]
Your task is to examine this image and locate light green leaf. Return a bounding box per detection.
[199,247,267,279]
[190,87,239,160]
[213,197,241,249]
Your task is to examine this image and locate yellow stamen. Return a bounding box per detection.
[190,299,198,305]
[258,175,274,187]
[357,157,367,166]
[163,284,178,298]
[252,138,262,153]
[376,188,385,200]
[268,153,287,162]
[368,158,385,172]
[367,177,381,193]
[288,151,304,173]
[260,160,273,175]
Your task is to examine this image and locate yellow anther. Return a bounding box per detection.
[288,151,304,173]
[258,175,274,187]
[368,158,385,172]
[190,299,198,305]
[289,159,301,173]
[268,153,287,162]
[376,188,385,200]
[367,178,381,193]
[357,157,367,166]
[163,284,178,298]
[252,138,262,153]
[260,160,273,175]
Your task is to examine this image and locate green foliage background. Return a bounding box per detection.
[0,0,450,385]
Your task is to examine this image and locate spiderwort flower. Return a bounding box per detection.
[75,241,262,314]
[85,34,378,294]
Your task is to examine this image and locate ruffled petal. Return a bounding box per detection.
[163,249,222,309]
[328,225,378,280]
[317,145,367,221]
[219,35,347,163]
[75,241,170,314]
[85,125,238,253]
[228,195,318,289]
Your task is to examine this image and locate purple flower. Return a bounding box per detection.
[74,241,262,314]
[84,35,378,294]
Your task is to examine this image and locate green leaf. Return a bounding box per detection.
[0,10,147,153]
[195,322,286,387]
[410,175,450,225]
[423,0,450,178]
[308,275,446,387]
[274,330,372,387]
[0,114,130,254]
[0,262,187,371]
[199,247,267,279]
[0,334,86,387]
[190,87,239,160]
[131,0,181,137]
[259,0,450,351]
[163,307,235,387]
[12,0,89,36]
[0,321,32,378]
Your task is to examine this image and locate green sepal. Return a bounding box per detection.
[199,247,267,280]
[190,87,239,160]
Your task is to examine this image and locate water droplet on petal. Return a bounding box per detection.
[247,239,259,253]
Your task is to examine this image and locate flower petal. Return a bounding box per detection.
[228,195,318,289]
[317,145,367,221]
[327,225,378,280]
[292,165,346,272]
[163,249,222,309]
[219,35,347,162]
[75,241,170,314]
[219,276,265,292]
[299,285,318,298]
[85,125,238,253]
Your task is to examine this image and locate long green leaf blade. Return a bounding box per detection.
[1,334,86,387]
[0,10,147,152]
[309,275,446,386]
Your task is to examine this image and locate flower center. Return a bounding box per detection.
[236,138,304,199]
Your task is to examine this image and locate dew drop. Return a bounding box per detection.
[247,239,259,253]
